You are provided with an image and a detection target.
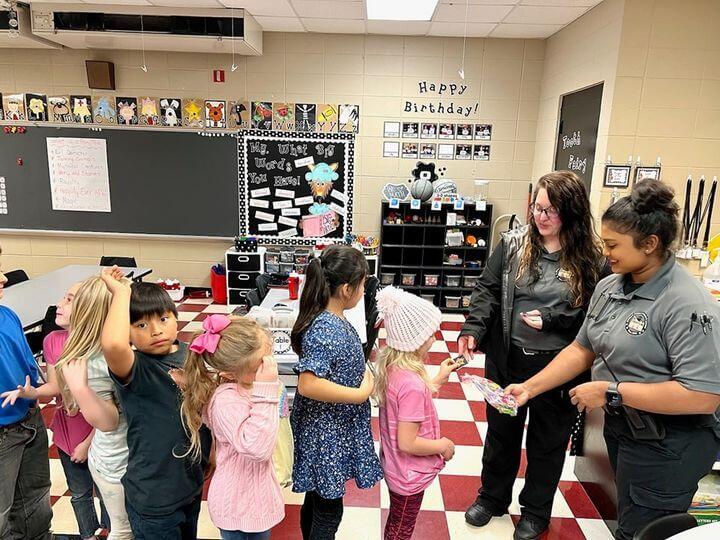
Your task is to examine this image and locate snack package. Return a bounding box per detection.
[461,373,518,416]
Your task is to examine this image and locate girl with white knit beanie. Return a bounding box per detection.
[374,286,459,540]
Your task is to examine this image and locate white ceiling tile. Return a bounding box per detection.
[489,22,563,38]
[366,20,431,35]
[291,1,365,20]
[302,18,366,33]
[254,15,306,32]
[520,0,599,6]
[148,0,223,6]
[428,21,497,37]
[434,4,514,23]
[504,5,589,24]
[219,0,296,17]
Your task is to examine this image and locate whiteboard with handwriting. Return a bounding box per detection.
[47,137,111,212]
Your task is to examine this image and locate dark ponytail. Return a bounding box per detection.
[602,179,680,256]
[291,244,368,355]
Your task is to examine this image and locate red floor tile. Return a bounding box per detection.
[437,381,466,400]
[468,400,488,422]
[558,481,602,519]
[176,321,188,331]
[194,312,210,322]
[271,503,302,539]
[439,475,482,512]
[176,304,207,312]
[446,341,459,354]
[40,404,55,426]
[439,420,483,446]
[459,367,485,378]
[440,322,463,331]
[427,352,450,365]
[178,331,195,343]
[48,443,59,460]
[343,479,381,508]
[371,417,380,442]
[546,517,587,540]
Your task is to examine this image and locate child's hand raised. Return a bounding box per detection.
[1,376,38,408]
[256,356,279,383]
[100,266,132,295]
[62,358,89,392]
[440,437,455,461]
[436,358,458,385]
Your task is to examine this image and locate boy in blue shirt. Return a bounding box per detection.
[0,257,52,539]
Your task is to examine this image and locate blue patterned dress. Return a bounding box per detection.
[290,311,383,499]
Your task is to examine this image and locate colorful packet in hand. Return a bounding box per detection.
[460,373,518,416]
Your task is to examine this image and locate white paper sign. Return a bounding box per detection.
[281,208,301,216]
[295,196,314,206]
[279,227,298,237]
[251,187,271,198]
[329,202,346,216]
[275,189,295,199]
[410,199,421,210]
[295,156,314,168]
[273,200,293,209]
[249,198,270,208]
[331,190,348,203]
[258,222,278,231]
[47,137,111,212]
[255,210,275,222]
[278,216,298,227]
[475,200,487,211]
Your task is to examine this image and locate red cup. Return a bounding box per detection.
[288,273,299,300]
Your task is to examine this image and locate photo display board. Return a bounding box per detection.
[238,130,354,243]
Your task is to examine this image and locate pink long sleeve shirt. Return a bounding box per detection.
[203,381,284,533]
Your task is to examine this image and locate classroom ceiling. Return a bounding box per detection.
[21,0,606,39]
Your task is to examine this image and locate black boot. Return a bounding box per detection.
[513,516,549,540]
[464,501,504,527]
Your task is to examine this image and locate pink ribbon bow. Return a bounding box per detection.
[189,314,232,354]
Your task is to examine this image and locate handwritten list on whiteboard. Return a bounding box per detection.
[47,137,111,212]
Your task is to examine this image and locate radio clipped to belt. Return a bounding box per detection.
[599,354,666,441]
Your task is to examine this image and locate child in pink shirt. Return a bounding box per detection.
[180,315,283,540]
[375,287,459,540]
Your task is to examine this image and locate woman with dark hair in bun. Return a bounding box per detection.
[507,180,720,540]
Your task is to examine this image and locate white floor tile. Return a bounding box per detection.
[577,518,615,540]
[430,340,451,353]
[434,399,474,422]
[446,510,516,539]
[177,311,199,321]
[336,506,381,540]
[509,479,574,518]
[197,501,221,539]
[560,455,578,482]
[183,298,214,305]
[202,304,236,314]
[443,314,467,323]
[440,445,484,476]
[442,330,461,342]
[49,458,68,496]
[460,379,485,402]
[181,321,205,333]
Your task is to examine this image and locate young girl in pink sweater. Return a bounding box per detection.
[181,314,283,540]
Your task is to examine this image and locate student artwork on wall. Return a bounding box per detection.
[228,100,250,129]
[420,143,436,159]
[317,104,338,133]
[25,93,48,122]
[205,100,226,128]
[71,96,93,124]
[634,166,661,183]
[475,124,492,140]
[384,121,400,138]
[604,164,631,187]
[159,98,181,127]
[402,122,419,138]
[383,141,400,158]
[3,94,26,121]
[295,103,316,132]
[456,144,472,160]
[250,101,272,130]
[439,123,455,139]
[473,144,491,161]
[273,103,295,131]
[182,98,204,128]
[116,97,138,126]
[402,142,419,159]
[139,97,160,126]
[238,130,355,244]
[456,123,473,140]
[438,143,455,160]
[339,104,360,133]
[92,95,116,124]
[421,123,437,139]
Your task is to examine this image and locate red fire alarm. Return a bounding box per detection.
[212,69,226,83]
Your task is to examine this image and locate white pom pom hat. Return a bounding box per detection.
[376,286,442,352]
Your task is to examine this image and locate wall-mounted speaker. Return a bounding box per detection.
[85,60,116,90]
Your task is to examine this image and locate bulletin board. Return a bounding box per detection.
[238,130,355,244]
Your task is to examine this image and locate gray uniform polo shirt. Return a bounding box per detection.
[576,256,720,425]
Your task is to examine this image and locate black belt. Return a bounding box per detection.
[519,347,562,356]
[0,409,33,432]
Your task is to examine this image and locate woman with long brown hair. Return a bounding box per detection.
[458,171,606,540]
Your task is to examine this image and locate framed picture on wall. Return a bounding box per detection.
[604,165,632,187]
[402,142,419,159]
[384,121,400,138]
[421,123,437,139]
[634,166,661,183]
[383,141,400,158]
[402,122,419,138]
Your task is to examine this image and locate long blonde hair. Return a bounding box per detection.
[55,276,112,414]
[373,347,436,406]
[180,317,270,461]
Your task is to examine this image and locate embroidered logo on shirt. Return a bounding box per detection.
[625,312,648,335]
[556,268,573,282]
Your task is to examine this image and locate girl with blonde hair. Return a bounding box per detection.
[180,314,284,540]
[375,286,458,540]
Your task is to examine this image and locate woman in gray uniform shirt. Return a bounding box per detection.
[508,180,720,540]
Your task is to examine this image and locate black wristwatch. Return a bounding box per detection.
[606,382,623,408]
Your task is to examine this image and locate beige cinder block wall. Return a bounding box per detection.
[0,33,544,286]
[605,0,720,261]
[532,0,625,218]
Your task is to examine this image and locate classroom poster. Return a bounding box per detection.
[316,104,338,133]
[3,94,25,121]
[238,130,355,243]
[181,98,204,128]
[47,137,111,212]
[92,95,116,124]
[139,97,160,126]
[25,93,48,122]
[205,100,226,128]
[295,103,316,132]
[71,95,93,124]
[159,98,181,127]
[251,101,273,130]
[115,97,138,126]
[273,103,295,131]
[228,100,250,129]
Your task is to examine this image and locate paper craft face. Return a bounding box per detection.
[93,97,116,123]
[160,98,180,127]
[305,162,339,215]
[184,100,202,123]
[28,98,46,120]
[117,101,137,125]
[73,97,92,122]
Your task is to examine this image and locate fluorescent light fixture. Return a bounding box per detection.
[367,0,439,21]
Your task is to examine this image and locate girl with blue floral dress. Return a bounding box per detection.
[290,245,383,539]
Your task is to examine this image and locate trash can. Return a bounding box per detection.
[210,264,227,304]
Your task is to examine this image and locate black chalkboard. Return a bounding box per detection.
[238,130,355,243]
[0,125,238,237]
[554,83,604,192]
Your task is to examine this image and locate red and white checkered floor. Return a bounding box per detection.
[44,297,613,539]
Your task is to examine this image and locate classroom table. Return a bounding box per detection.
[1,265,151,330]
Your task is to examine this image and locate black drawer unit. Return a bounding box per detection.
[225,247,266,306]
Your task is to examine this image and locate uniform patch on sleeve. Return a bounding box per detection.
[625,312,648,335]
[556,268,573,282]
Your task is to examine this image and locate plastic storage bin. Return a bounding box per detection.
[445,275,461,287]
[402,273,416,286]
[421,294,435,304]
[424,274,439,286]
[380,272,395,285]
[463,275,479,288]
[445,296,460,308]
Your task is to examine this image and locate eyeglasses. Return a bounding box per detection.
[529,203,559,219]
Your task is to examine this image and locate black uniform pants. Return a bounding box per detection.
[603,414,720,540]
[477,346,577,523]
